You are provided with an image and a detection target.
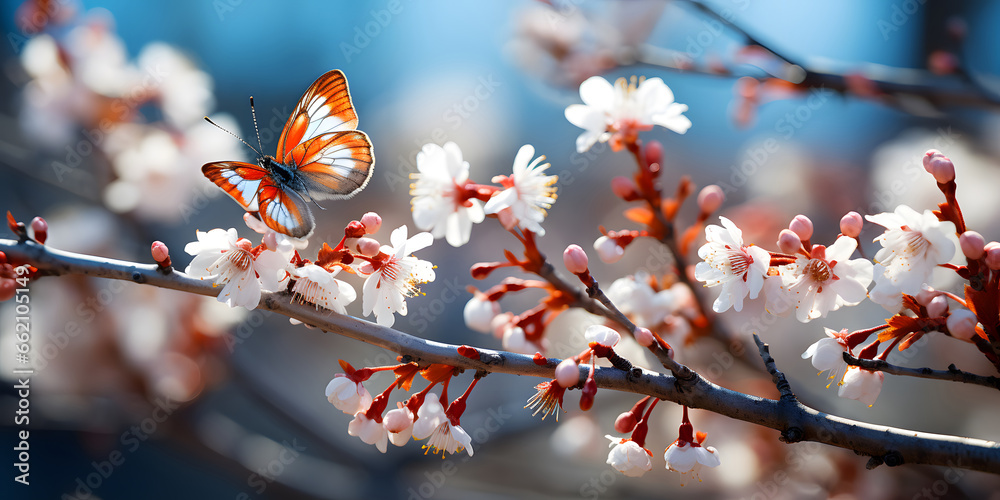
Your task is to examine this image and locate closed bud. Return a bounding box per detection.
[923,152,955,184]
[30,217,47,244]
[360,212,382,234]
[697,185,725,214]
[555,358,580,388]
[644,140,663,169]
[985,242,1000,270]
[777,229,801,255]
[594,236,625,264]
[634,327,655,347]
[840,211,863,238]
[788,215,813,241]
[946,309,978,341]
[579,375,597,411]
[150,241,171,267]
[357,237,381,257]
[611,176,639,201]
[615,411,638,434]
[563,244,589,274]
[926,295,948,318]
[959,231,986,261]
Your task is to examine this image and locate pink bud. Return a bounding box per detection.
[986,242,1000,270]
[30,217,47,244]
[697,185,725,214]
[914,285,937,306]
[554,358,579,388]
[262,232,278,251]
[384,406,413,432]
[923,152,955,184]
[614,411,638,434]
[579,375,597,411]
[594,236,624,264]
[946,309,978,342]
[360,212,381,234]
[357,237,381,257]
[610,176,638,201]
[634,327,654,347]
[777,229,802,255]
[644,140,663,168]
[788,215,813,241]
[959,231,986,261]
[840,211,863,238]
[926,296,948,318]
[496,207,517,231]
[151,241,170,267]
[563,244,589,274]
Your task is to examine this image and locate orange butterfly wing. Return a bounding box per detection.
[276,70,360,159]
[284,131,374,200]
[202,161,314,238]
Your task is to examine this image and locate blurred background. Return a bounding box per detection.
[1,0,1000,498]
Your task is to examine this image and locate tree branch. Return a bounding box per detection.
[4,237,1000,474]
[843,352,1000,391]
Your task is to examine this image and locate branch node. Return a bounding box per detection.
[131,270,145,283]
[780,427,804,444]
[884,451,905,467]
[627,367,643,382]
[866,456,885,470]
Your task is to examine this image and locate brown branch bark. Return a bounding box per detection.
[4,238,1000,474]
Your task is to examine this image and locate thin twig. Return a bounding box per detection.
[6,237,1000,473]
[843,353,1000,391]
[753,334,797,403]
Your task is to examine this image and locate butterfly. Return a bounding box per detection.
[202,70,374,239]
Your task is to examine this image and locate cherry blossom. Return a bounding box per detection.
[291,264,356,314]
[801,328,851,388]
[412,393,474,457]
[772,236,873,322]
[183,228,288,310]
[838,367,884,407]
[325,374,373,416]
[361,226,436,327]
[606,272,677,327]
[606,436,653,477]
[694,217,771,313]
[347,412,388,453]
[483,144,558,236]
[384,403,415,447]
[584,324,621,348]
[410,142,486,247]
[565,75,691,153]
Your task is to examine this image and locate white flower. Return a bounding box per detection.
[347,412,388,453]
[384,403,415,447]
[291,264,356,314]
[594,236,625,263]
[483,145,558,236]
[410,142,486,247]
[565,75,691,153]
[866,205,958,297]
[585,324,621,347]
[775,236,873,322]
[802,328,850,388]
[412,393,473,457]
[325,375,373,415]
[606,273,677,327]
[694,217,771,313]
[244,212,308,251]
[464,295,500,333]
[838,367,884,407]
[184,228,288,310]
[606,436,653,477]
[502,325,544,355]
[361,226,436,327]
[664,441,720,486]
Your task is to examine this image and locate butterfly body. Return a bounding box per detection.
[202,70,374,239]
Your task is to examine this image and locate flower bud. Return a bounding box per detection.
[610,176,639,201]
[594,236,624,264]
[261,232,278,251]
[360,212,382,234]
[788,215,813,241]
[644,140,663,168]
[914,285,937,306]
[384,406,413,433]
[959,231,986,261]
[634,327,655,347]
[345,220,366,238]
[357,237,381,257]
[923,151,955,184]
[777,229,801,255]
[30,217,47,244]
[840,211,863,238]
[563,244,589,274]
[555,358,579,388]
[585,324,621,348]
[464,295,499,334]
[697,185,725,214]
[985,242,1000,270]
[926,295,948,318]
[946,309,978,342]
[614,411,638,434]
[579,375,597,411]
[151,241,171,267]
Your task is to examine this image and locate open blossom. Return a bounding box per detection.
[184,228,288,310]
[565,75,691,153]
[291,264,356,314]
[412,393,473,457]
[838,366,884,407]
[410,142,485,247]
[484,144,558,236]
[695,217,771,313]
[347,412,388,453]
[361,226,435,327]
[606,273,677,327]
[866,205,958,304]
[325,375,373,416]
[664,441,720,486]
[384,403,415,447]
[772,236,873,323]
[606,436,653,477]
[802,328,850,388]
[585,324,621,348]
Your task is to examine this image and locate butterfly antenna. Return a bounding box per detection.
[249,96,266,154]
[204,116,261,156]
